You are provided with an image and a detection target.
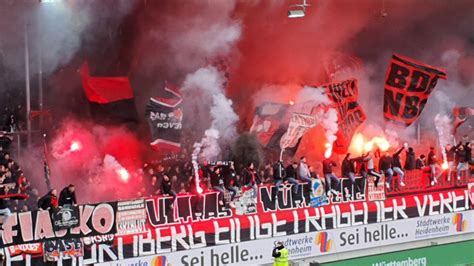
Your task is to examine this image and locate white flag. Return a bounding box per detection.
[280,113,318,149]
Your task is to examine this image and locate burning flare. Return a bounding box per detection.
[324,143,332,158]
[350,133,391,154]
[117,168,130,182]
[69,141,82,152]
[441,161,449,170]
[288,100,295,105]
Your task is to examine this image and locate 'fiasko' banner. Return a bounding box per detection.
[383,54,447,126]
[95,210,474,266]
[321,79,366,154]
[1,202,117,247]
[145,84,183,153]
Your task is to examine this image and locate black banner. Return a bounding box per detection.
[146,84,183,153]
[322,79,366,154]
[383,54,447,126]
[51,205,80,231]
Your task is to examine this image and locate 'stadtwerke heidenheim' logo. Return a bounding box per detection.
[315,232,332,253]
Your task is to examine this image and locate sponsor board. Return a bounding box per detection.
[95,210,474,266]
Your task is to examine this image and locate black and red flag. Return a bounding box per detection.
[383,54,447,126]
[145,83,183,153]
[321,79,366,154]
[453,107,474,134]
[80,62,138,124]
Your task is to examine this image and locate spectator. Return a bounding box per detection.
[404,147,416,170]
[391,147,405,184]
[455,144,468,180]
[445,144,458,181]
[211,167,226,206]
[224,162,239,202]
[284,161,300,193]
[17,173,30,194]
[298,156,312,184]
[38,189,58,210]
[464,140,472,164]
[161,174,176,209]
[341,153,362,192]
[379,151,394,190]
[416,154,426,170]
[59,184,77,207]
[365,151,383,187]
[427,147,441,186]
[322,157,339,195]
[242,162,261,199]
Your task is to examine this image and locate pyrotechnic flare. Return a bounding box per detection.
[70,141,81,152]
[103,154,130,183]
[434,114,454,171]
[192,143,204,194]
[117,168,130,182]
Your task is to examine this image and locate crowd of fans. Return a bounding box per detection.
[0,130,471,216]
[0,134,35,216]
[138,137,473,207]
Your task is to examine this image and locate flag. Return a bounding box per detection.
[453,107,474,134]
[321,79,366,154]
[43,138,52,191]
[280,113,318,149]
[80,62,138,124]
[383,54,447,126]
[250,102,290,147]
[145,83,183,152]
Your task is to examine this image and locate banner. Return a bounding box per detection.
[116,199,147,236]
[2,185,472,264]
[6,243,42,257]
[51,205,80,231]
[43,239,83,262]
[95,210,474,266]
[250,102,290,147]
[1,202,117,247]
[280,113,318,149]
[452,107,474,134]
[383,54,447,126]
[145,84,183,152]
[321,79,366,154]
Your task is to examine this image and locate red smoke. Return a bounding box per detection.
[48,119,146,202]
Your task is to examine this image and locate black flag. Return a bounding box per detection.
[146,84,183,153]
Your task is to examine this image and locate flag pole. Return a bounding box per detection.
[43,133,52,191]
[279,148,284,161]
